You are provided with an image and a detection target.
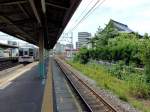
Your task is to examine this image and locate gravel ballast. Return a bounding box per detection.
[62,60,140,112]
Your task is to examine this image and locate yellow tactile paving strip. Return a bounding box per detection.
[41,60,53,112]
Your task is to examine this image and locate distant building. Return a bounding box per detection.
[0,42,19,58]
[76,42,80,49]
[76,32,91,49]
[106,19,133,33]
[65,49,78,59]
[65,44,73,50]
[8,41,18,46]
[54,42,66,54]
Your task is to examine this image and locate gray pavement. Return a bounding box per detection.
[52,60,81,112]
[0,65,44,112]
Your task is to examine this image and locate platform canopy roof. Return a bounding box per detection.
[0,0,81,49]
[0,42,18,48]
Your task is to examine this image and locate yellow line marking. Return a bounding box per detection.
[0,81,12,89]
[41,60,53,112]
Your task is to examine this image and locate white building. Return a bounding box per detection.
[65,44,73,50]
[76,42,80,49]
[65,49,78,58]
[76,32,91,49]
[54,42,66,54]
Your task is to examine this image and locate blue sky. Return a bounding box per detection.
[0,0,150,47]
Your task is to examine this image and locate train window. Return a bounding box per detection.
[24,51,28,55]
[29,49,33,56]
[19,49,23,56]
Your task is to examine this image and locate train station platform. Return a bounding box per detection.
[0,62,45,112]
[52,59,81,112]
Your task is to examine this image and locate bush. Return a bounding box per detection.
[127,74,150,98]
[73,47,90,64]
[68,61,150,112]
[75,33,145,67]
[108,61,137,80]
[108,61,125,79]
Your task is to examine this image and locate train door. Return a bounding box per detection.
[29,48,33,57]
[23,48,29,57]
[19,48,23,56]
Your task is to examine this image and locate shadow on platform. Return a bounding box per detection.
[0,65,44,112]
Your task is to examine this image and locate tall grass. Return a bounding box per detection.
[68,61,150,112]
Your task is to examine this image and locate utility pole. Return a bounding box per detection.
[70,32,73,58]
[59,32,74,58]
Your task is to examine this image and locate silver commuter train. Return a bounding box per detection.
[0,48,19,62]
[18,46,39,63]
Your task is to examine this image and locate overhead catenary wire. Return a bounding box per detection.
[60,0,106,43]
[58,33,72,43]
[75,0,94,22]
[84,0,107,20]
[59,0,94,43]
[68,0,106,32]
[68,0,102,32]
[71,0,106,32]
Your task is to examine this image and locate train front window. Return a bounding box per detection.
[24,51,28,55]
[19,49,23,56]
[29,49,33,56]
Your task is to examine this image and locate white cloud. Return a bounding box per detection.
[0,32,28,44]
[62,0,150,46]
[68,0,150,31]
[103,0,150,10]
[130,20,150,34]
[136,10,150,18]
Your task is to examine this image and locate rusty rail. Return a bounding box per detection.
[55,57,118,112]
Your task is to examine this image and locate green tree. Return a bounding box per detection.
[140,39,150,82]
[93,22,119,48]
[143,33,149,39]
[74,47,89,64]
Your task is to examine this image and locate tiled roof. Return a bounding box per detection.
[111,19,133,33]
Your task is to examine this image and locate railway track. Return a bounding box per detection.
[55,58,118,112]
[0,58,19,71]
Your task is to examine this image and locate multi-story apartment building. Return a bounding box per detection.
[76,32,91,49]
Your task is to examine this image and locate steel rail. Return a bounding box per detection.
[55,58,118,112]
[55,59,93,112]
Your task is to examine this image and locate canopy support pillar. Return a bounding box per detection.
[38,31,45,79]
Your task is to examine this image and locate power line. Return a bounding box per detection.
[58,33,73,44]
[68,0,106,32]
[75,0,94,22]
[73,0,106,31]
[61,0,106,43]
[68,0,101,32]
[86,0,106,18]
[60,0,94,43]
